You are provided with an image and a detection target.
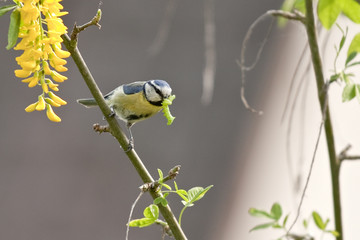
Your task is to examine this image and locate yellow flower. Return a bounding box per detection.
[14,0,69,122]
[46,104,61,122]
[35,95,46,111]
[25,102,38,112]
[48,91,67,105]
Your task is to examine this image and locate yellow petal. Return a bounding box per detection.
[54,64,67,72]
[15,69,32,78]
[41,81,49,93]
[43,61,52,75]
[45,97,61,107]
[25,102,38,112]
[49,52,67,66]
[46,104,61,122]
[20,60,38,71]
[35,95,46,111]
[48,91,67,105]
[51,70,67,82]
[28,76,39,87]
[53,43,70,58]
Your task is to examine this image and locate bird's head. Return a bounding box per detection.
[144,80,172,106]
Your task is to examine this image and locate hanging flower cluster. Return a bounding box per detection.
[14,0,69,122]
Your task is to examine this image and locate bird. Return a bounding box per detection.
[77,79,173,151]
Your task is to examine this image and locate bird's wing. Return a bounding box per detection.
[122,81,146,95]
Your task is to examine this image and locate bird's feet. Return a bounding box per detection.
[124,139,134,153]
[109,106,116,118]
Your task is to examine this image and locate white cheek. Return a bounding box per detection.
[146,87,161,102]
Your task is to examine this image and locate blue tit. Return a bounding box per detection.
[77,79,172,149]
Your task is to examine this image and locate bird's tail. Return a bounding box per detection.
[77,98,98,107]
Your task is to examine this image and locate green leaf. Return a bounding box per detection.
[330,73,340,82]
[143,204,159,220]
[154,197,164,205]
[160,198,168,207]
[317,0,342,29]
[0,4,16,17]
[342,83,356,101]
[303,219,308,228]
[341,0,360,23]
[272,223,282,229]
[248,208,274,219]
[174,181,179,191]
[328,230,340,237]
[294,0,306,13]
[160,183,172,190]
[312,211,326,230]
[6,8,20,50]
[249,222,275,232]
[176,189,189,202]
[186,185,213,204]
[339,35,346,52]
[270,203,282,220]
[355,84,360,103]
[346,51,357,66]
[282,214,289,228]
[157,169,164,181]
[347,33,360,57]
[128,218,156,228]
[346,61,360,68]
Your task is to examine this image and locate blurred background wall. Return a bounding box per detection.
[0,0,359,240]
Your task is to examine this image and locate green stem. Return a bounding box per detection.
[62,34,187,240]
[304,1,342,239]
[178,206,188,227]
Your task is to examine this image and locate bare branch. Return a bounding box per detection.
[93,123,111,134]
[287,121,324,235]
[70,9,102,44]
[267,9,305,23]
[126,191,144,240]
[339,144,360,162]
[238,9,305,115]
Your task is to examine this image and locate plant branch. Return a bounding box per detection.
[238,9,304,115]
[303,0,342,239]
[140,165,181,191]
[70,9,102,46]
[62,28,187,239]
[339,144,360,162]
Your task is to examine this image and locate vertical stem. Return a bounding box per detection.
[304,1,342,239]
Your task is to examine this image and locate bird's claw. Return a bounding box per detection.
[109,107,116,118]
[124,139,134,153]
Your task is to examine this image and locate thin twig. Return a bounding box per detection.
[70,9,102,44]
[238,9,305,114]
[141,165,181,191]
[148,0,178,56]
[201,0,216,105]
[93,123,111,134]
[126,191,144,240]
[237,13,273,115]
[287,83,329,235]
[287,121,324,235]
[339,144,360,162]
[267,9,305,24]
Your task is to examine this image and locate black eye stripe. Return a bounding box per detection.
[148,81,164,98]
